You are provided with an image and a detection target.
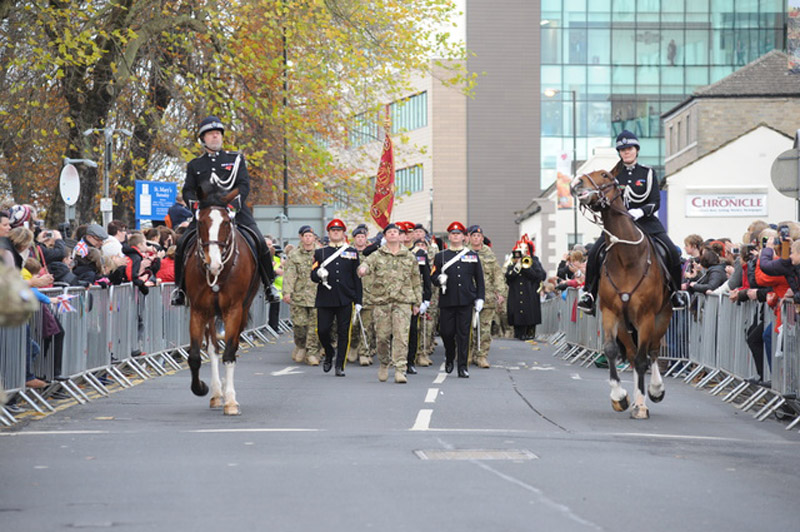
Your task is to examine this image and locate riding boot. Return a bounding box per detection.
[255,240,277,300]
[577,278,597,314]
[170,232,191,306]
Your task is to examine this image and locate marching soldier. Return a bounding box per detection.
[310,219,362,377]
[171,115,274,306]
[349,224,376,366]
[406,230,432,374]
[505,238,546,340]
[467,225,504,368]
[431,221,485,378]
[357,223,422,383]
[282,225,323,365]
[418,225,440,363]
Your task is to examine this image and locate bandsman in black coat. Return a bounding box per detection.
[505,238,546,340]
[405,222,433,375]
[310,219,363,376]
[431,221,485,378]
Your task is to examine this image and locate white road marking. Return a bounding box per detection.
[411,409,433,431]
[530,366,555,371]
[270,366,303,376]
[433,372,447,384]
[424,388,439,403]
[0,431,109,436]
[570,373,582,380]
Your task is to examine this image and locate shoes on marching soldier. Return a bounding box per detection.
[359,355,371,366]
[457,367,470,378]
[406,364,417,375]
[417,354,432,367]
[445,360,454,374]
[322,356,333,373]
[476,357,490,369]
[306,354,320,366]
[394,370,407,384]
[335,367,345,377]
[378,364,389,382]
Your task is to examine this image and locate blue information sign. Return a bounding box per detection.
[135,180,177,228]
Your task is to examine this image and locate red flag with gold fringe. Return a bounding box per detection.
[370,129,394,228]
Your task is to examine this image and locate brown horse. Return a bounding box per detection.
[571,167,672,419]
[185,187,259,415]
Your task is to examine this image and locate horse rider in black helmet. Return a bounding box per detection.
[577,129,687,314]
[170,115,275,306]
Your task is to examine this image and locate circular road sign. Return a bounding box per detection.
[59,164,81,206]
[770,148,800,199]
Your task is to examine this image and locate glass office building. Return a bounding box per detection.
[540,0,787,185]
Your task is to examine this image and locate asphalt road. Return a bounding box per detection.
[2,334,799,532]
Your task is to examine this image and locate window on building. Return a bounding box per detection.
[348,112,380,148]
[395,164,424,195]
[390,92,427,134]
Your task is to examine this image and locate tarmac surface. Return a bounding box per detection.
[2,334,799,531]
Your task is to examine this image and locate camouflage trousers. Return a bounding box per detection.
[469,307,496,363]
[373,302,412,370]
[290,305,321,354]
[350,306,375,357]
[423,304,439,356]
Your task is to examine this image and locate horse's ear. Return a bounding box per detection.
[609,160,624,178]
[223,188,240,204]
[198,181,215,201]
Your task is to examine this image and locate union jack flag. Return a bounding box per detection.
[53,294,77,313]
[74,239,89,258]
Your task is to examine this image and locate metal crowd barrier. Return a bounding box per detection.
[0,282,281,426]
[540,288,800,430]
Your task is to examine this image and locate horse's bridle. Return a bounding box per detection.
[196,206,238,288]
[577,173,644,249]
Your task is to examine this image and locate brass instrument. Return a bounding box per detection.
[521,256,532,269]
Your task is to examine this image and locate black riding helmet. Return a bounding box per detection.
[615,129,639,151]
[197,116,225,141]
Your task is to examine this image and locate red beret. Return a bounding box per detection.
[446,221,466,234]
[326,218,346,231]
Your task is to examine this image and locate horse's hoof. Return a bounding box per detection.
[648,389,665,403]
[209,396,223,409]
[631,406,650,420]
[192,381,209,397]
[612,396,629,412]
[224,404,241,416]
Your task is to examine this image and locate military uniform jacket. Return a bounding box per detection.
[505,256,546,327]
[183,150,256,226]
[431,248,485,308]
[282,247,318,307]
[618,163,666,236]
[475,246,504,309]
[413,247,433,302]
[363,245,421,306]
[310,244,362,307]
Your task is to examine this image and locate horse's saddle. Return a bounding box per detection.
[234,223,260,260]
[599,234,672,287]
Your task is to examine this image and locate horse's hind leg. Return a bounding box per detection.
[631,340,653,420]
[648,352,665,403]
[189,311,209,397]
[208,328,223,409]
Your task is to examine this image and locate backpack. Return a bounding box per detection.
[0,262,39,327]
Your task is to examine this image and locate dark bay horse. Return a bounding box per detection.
[185,187,259,415]
[571,167,672,419]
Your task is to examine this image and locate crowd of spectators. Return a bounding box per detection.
[551,219,800,385]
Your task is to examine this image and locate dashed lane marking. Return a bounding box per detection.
[424,388,439,403]
[411,409,433,431]
[433,372,447,384]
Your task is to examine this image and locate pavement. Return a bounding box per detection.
[1,333,799,532]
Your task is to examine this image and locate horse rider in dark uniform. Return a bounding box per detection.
[310,218,363,377]
[431,221,485,378]
[577,129,686,314]
[171,115,275,306]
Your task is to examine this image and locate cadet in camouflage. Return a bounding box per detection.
[282,225,322,365]
[467,225,505,368]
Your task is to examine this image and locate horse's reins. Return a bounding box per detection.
[577,172,652,306]
[196,207,239,291]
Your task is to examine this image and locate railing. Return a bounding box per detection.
[0,283,288,426]
[541,288,800,431]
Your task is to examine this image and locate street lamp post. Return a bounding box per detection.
[83,127,132,227]
[544,88,578,248]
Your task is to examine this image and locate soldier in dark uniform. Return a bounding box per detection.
[577,129,685,314]
[431,221,485,378]
[406,228,432,375]
[171,115,274,306]
[310,218,363,376]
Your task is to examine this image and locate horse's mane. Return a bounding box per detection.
[197,182,229,210]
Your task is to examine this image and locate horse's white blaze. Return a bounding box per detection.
[609,379,627,401]
[208,209,224,275]
[224,361,237,407]
[649,360,665,398]
[209,339,222,401]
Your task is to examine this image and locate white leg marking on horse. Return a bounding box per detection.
[209,340,222,407]
[224,361,237,407]
[609,379,627,401]
[649,360,665,398]
[208,209,224,275]
[633,369,645,408]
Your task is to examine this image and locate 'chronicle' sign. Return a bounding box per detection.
[685,193,768,217]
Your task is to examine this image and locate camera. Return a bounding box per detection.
[731,247,740,255]
[779,225,790,240]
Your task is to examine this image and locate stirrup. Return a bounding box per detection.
[670,292,686,310]
[170,287,186,306]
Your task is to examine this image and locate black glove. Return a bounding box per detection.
[555,283,568,291]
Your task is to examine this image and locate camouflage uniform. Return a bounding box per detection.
[423,241,440,359]
[349,252,375,365]
[469,245,505,367]
[282,246,322,364]
[363,245,422,378]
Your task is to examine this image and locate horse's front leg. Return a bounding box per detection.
[647,351,665,403]
[631,325,656,420]
[221,307,244,416]
[603,315,628,412]
[189,311,208,397]
[208,326,223,409]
